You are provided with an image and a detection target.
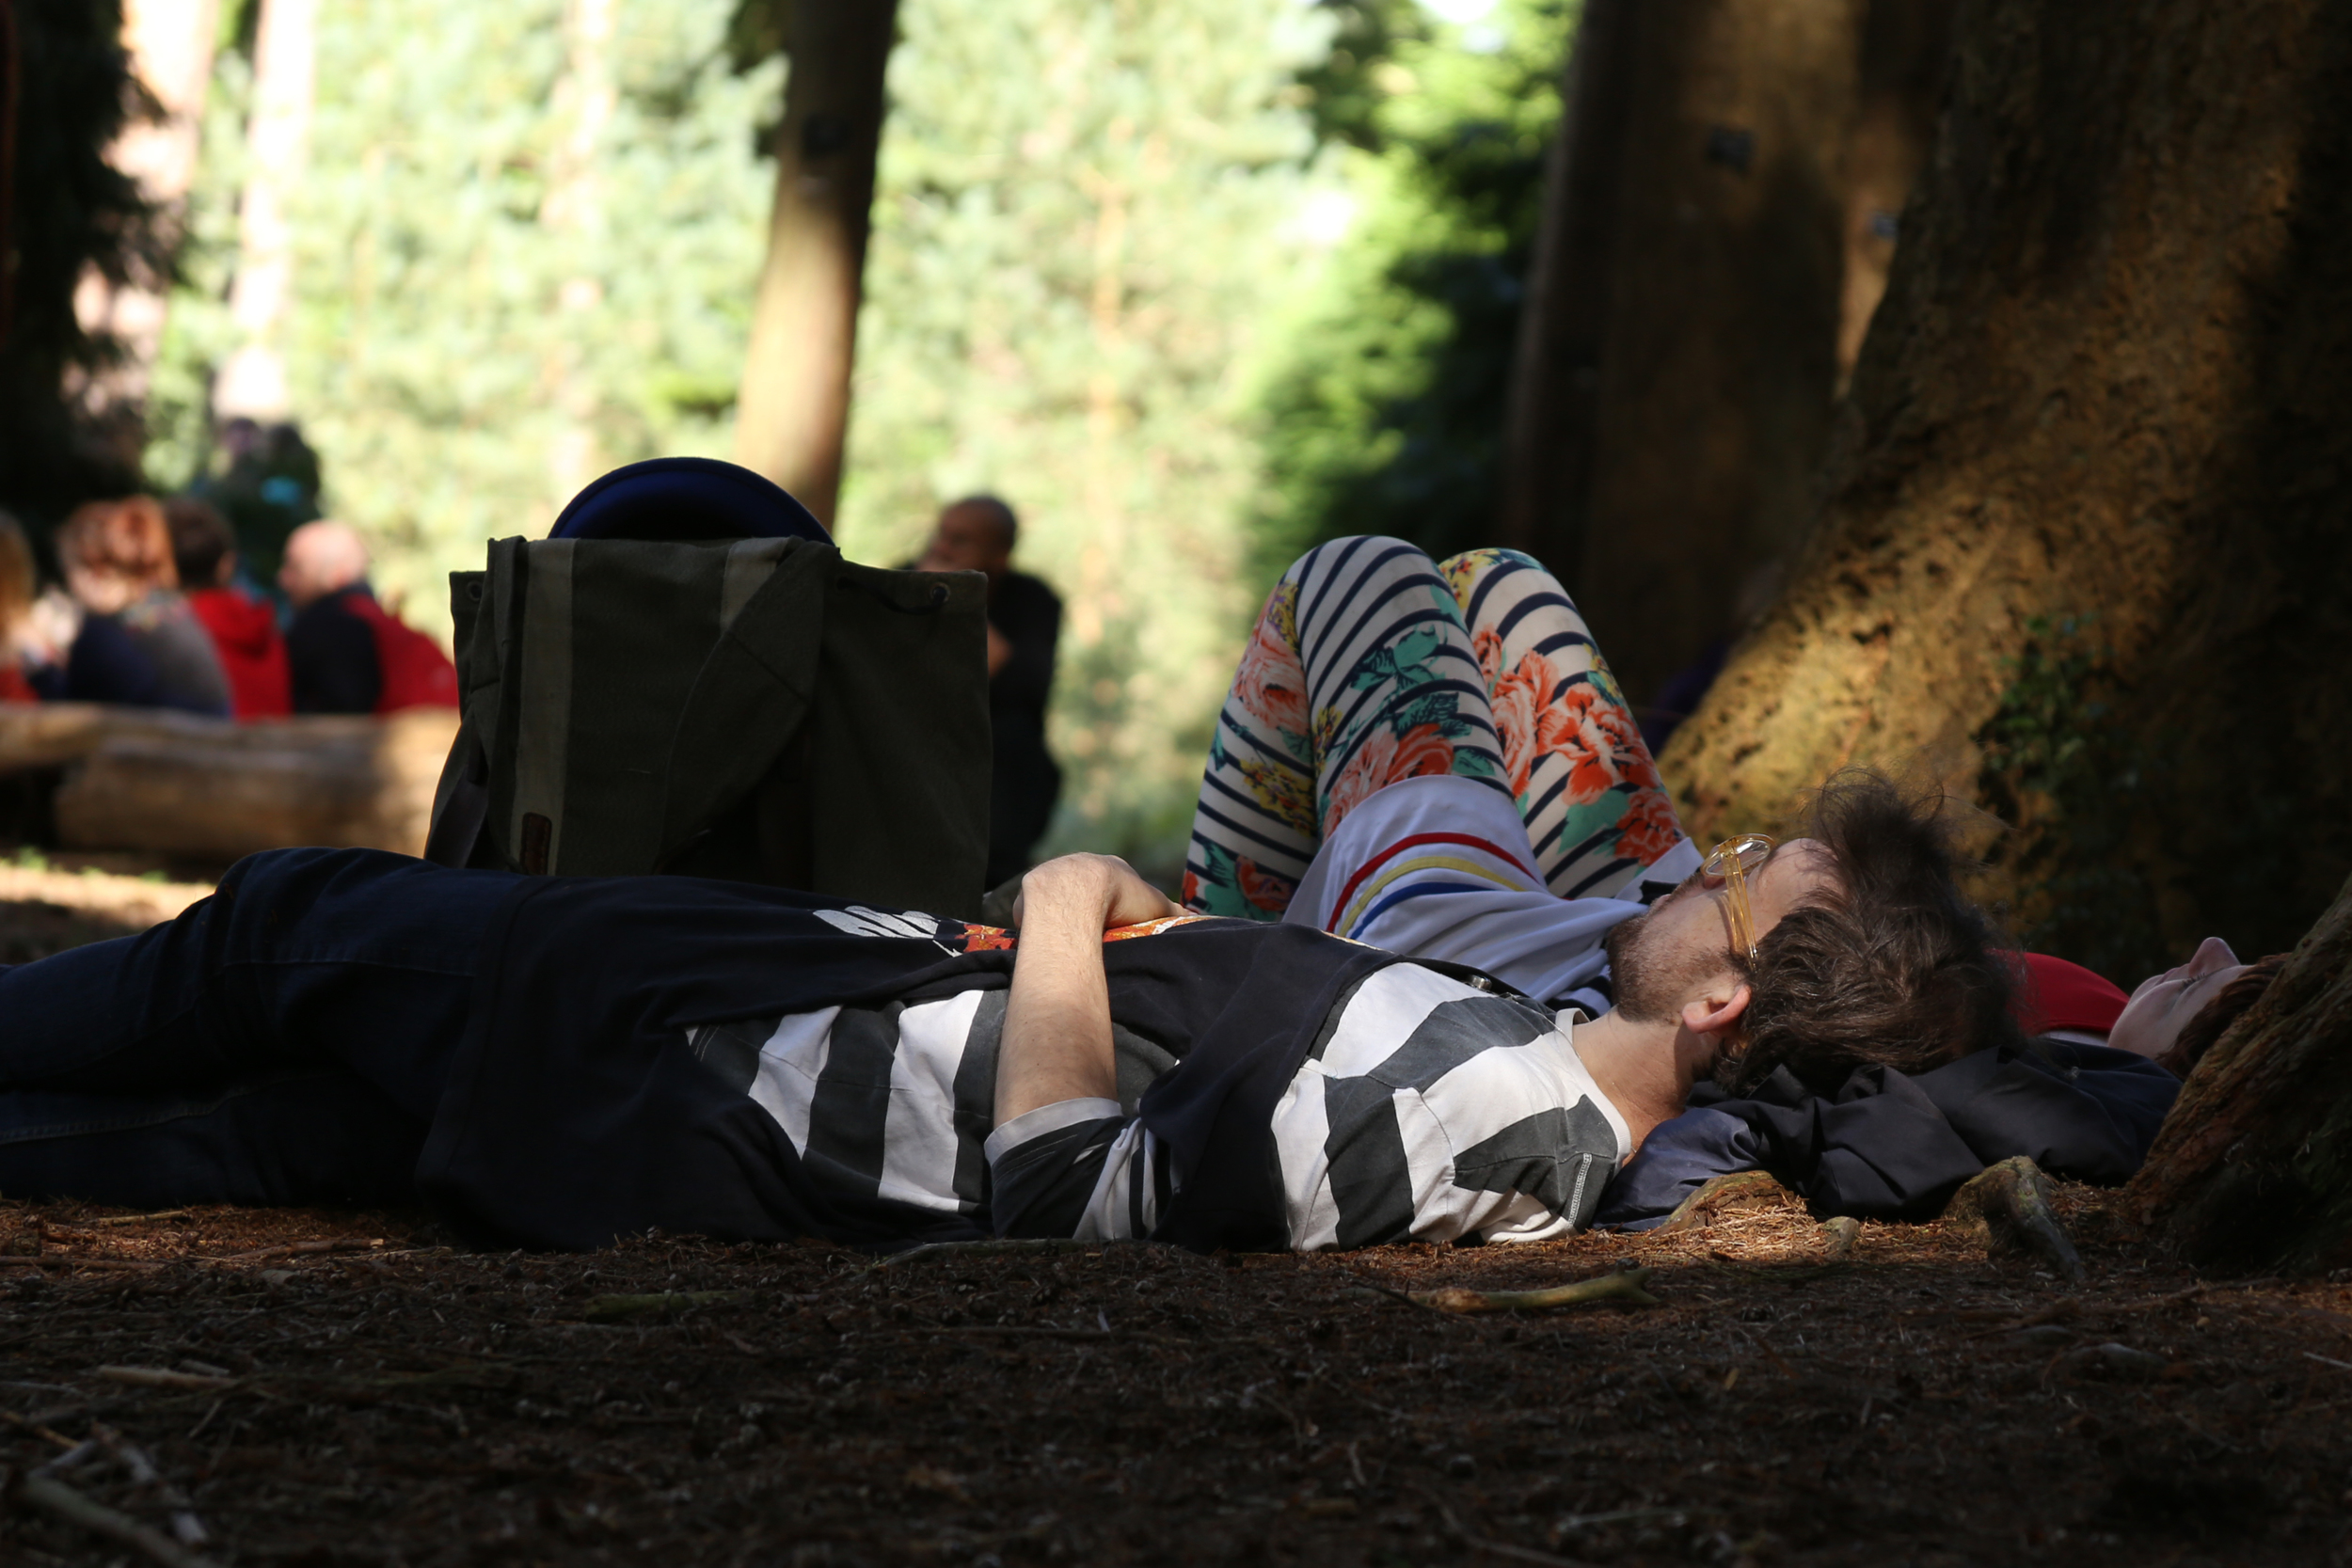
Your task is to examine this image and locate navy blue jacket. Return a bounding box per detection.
[1592,1039,2179,1229]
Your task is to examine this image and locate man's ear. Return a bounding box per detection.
[1681,978,1752,1040]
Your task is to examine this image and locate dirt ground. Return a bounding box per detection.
[3,876,2350,1567]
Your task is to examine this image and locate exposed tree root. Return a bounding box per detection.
[1946,1156,2086,1282]
[1657,1170,1800,1232]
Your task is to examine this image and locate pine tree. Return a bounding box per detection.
[836,0,1333,867]
[150,0,784,620]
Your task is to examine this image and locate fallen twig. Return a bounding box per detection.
[204,1238,381,1265]
[7,1467,224,1568]
[0,1406,79,1449]
[1406,1267,1660,1315]
[98,1424,209,1547]
[89,1211,190,1227]
[94,1367,242,1392]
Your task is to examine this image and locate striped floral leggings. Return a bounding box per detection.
[1183,537,1690,919]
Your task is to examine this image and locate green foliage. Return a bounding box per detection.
[0,0,164,531]
[150,0,783,626]
[835,0,1335,870]
[1975,615,2169,983]
[1251,0,1571,573]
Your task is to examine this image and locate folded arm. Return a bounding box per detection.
[994,854,1182,1129]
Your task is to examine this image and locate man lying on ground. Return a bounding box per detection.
[1175,538,2191,1225]
[0,539,2013,1252]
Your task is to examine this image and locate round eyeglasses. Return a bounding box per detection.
[1701,832,1778,964]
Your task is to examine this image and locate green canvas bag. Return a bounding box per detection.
[424,534,992,921]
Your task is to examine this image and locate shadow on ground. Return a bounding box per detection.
[2,1188,2346,1566]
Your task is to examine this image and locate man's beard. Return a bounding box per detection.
[1603,910,1721,1025]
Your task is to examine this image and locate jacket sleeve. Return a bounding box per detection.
[1913,1040,2180,1185]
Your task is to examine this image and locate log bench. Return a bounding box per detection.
[0,702,460,862]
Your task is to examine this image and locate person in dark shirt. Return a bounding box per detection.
[914,496,1063,887]
[279,520,458,715]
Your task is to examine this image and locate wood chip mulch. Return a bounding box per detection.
[2,1189,2348,1567]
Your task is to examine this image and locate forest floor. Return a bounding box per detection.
[4,875,2351,1567]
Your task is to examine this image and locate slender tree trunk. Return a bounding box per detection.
[71,0,221,458]
[543,0,615,515]
[215,0,315,422]
[1661,0,2352,972]
[732,0,898,526]
[2125,875,2352,1275]
[1498,0,1954,707]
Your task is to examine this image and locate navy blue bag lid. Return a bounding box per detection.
[548,456,832,543]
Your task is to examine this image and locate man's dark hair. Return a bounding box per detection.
[1720,771,2019,1094]
[164,496,236,588]
[2156,953,2288,1078]
[947,494,1019,548]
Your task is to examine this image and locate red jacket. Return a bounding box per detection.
[186,587,294,721]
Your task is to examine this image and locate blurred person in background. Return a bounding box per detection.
[279,521,459,715]
[0,514,43,703]
[35,498,231,716]
[165,498,292,721]
[914,495,1062,887]
[188,418,325,583]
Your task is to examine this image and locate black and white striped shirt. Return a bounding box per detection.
[691,958,1625,1249]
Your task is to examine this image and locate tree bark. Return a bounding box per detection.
[2125,875,2352,1275]
[731,0,899,526]
[1498,0,1953,706]
[1661,0,2352,971]
[1493,0,1638,580]
[215,0,316,422]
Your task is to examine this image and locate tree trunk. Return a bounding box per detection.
[2125,875,2352,1275]
[1498,0,1954,707]
[1661,0,2352,975]
[542,0,616,512]
[1494,0,1638,579]
[70,0,221,460]
[215,0,316,422]
[731,0,899,526]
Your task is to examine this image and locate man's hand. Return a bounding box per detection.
[1009,853,1182,934]
[993,856,1180,1131]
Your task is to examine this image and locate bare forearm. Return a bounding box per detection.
[995,884,1116,1126]
[993,855,1181,1129]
